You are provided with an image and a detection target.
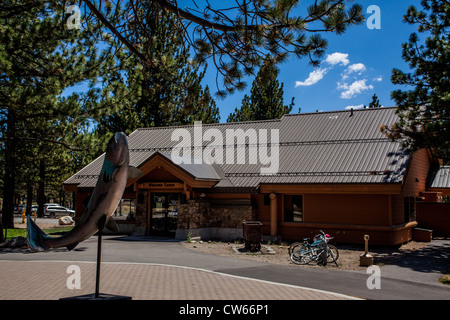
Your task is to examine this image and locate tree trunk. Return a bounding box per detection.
[2,109,16,229]
[0,216,4,243]
[26,183,33,216]
[37,161,45,218]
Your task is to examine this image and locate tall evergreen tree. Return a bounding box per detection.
[82,0,365,96]
[172,85,221,125]
[0,1,115,227]
[368,94,381,108]
[227,58,295,122]
[96,1,220,135]
[387,0,450,161]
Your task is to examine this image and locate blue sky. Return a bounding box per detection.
[65,1,423,123]
[206,0,423,121]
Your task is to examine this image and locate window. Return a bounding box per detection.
[264,194,270,206]
[403,197,416,223]
[113,198,136,221]
[284,195,303,222]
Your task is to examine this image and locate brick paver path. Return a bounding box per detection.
[0,260,356,300]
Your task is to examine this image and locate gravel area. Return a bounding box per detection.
[181,240,429,271]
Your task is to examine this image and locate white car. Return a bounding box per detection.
[30,204,58,214]
[44,203,59,209]
[45,206,75,218]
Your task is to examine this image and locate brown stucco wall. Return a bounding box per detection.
[256,192,417,245]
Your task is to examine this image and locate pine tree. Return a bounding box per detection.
[368,94,382,108]
[82,0,364,96]
[227,58,295,122]
[96,1,220,135]
[172,85,221,125]
[0,1,115,226]
[388,0,450,161]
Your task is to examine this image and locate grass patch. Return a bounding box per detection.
[3,227,73,240]
[438,274,450,286]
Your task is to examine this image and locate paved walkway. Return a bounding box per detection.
[1,229,449,300]
[0,260,356,300]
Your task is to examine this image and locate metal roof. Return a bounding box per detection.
[427,166,450,189]
[157,152,222,181]
[64,107,411,189]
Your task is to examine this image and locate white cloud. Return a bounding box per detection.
[294,53,379,98]
[295,68,328,87]
[345,104,365,110]
[338,79,374,99]
[325,52,350,66]
[346,63,366,74]
[341,63,366,81]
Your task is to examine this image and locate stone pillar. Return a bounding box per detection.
[270,193,277,237]
[133,189,148,236]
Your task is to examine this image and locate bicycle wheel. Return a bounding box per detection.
[327,244,339,263]
[288,242,305,256]
[290,249,313,265]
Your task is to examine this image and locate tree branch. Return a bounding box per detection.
[82,0,151,65]
[0,136,86,151]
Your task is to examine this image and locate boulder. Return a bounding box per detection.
[59,216,75,225]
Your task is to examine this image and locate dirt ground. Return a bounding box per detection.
[181,239,429,271]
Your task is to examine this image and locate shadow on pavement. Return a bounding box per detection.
[375,239,450,275]
[107,235,181,243]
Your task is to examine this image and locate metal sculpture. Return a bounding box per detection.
[27,132,142,252]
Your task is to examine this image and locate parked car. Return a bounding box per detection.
[45,206,75,218]
[13,204,26,214]
[44,203,59,209]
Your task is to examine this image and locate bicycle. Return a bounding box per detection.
[289,231,339,266]
[288,231,337,258]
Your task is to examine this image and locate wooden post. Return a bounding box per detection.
[360,234,374,266]
[364,234,369,254]
[270,193,277,237]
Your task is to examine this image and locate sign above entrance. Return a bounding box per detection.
[137,182,184,190]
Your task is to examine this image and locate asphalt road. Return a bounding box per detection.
[1,235,449,300]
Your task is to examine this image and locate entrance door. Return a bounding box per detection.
[150,193,180,236]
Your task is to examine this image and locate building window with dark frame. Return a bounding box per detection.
[403,196,416,223]
[284,195,303,222]
[113,198,136,221]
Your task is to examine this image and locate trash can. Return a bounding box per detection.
[243,221,262,252]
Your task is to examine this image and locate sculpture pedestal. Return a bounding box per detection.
[60,293,131,300]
